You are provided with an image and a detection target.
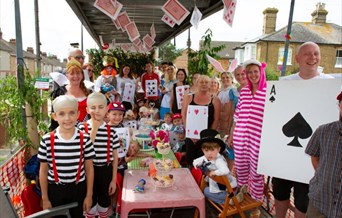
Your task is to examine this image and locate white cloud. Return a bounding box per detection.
[0,0,341,60]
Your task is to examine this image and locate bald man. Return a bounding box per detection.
[273,41,333,218]
[68,48,85,66]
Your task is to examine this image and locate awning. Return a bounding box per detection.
[65,0,223,47]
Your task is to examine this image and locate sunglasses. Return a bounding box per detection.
[75,56,85,60]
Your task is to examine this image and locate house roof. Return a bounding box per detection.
[240,22,342,46]
[199,40,244,59]
[65,0,223,47]
[0,38,66,67]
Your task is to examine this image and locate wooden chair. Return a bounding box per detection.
[205,175,262,218]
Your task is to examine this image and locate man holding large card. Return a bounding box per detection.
[272,42,334,218]
[141,62,161,107]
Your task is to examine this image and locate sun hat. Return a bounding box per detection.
[108,101,126,112]
[195,129,226,153]
[242,59,262,68]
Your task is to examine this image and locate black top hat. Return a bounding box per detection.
[195,129,226,153]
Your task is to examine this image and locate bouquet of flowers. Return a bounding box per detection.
[149,129,170,148]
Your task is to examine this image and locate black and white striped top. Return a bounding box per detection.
[38,127,95,184]
[78,121,120,166]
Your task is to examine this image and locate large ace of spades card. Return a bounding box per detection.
[115,127,130,158]
[186,105,208,139]
[257,79,341,184]
[145,79,158,97]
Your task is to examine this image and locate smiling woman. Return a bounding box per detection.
[50,58,90,131]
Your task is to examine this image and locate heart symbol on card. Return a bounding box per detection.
[129,91,131,94]
[127,97,130,100]
[194,130,199,135]
[179,93,183,97]
[194,109,199,115]
[178,89,182,92]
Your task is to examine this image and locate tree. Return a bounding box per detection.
[188,29,225,77]
[158,41,182,64]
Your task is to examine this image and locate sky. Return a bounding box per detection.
[0,0,341,62]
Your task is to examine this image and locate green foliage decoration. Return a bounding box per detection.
[86,48,155,77]
[0,71,48,148]
[188,29,225,77]
[158,41,182,64]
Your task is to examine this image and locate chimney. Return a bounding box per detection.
[263,8,278,34]
[27,47,34,53]
[41,52,47,57]
[311,3,328,25]
[9,38,16,45]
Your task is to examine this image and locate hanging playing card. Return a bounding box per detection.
[150,23,156,40]
[125,21,140,42]
[190,6,202,29]
[94,0,122,19]
[161,13,176,28]
[143,34,155,48]
[112,18,122,30]
[223,0,237,27]
[117,11,131,32]
[258,79,340,184]
[162,0,190,25]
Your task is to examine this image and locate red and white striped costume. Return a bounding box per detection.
[233,62,267,201]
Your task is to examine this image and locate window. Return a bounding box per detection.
[335,50,342,68]
[277,47,292,65]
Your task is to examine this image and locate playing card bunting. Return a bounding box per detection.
[222,0,237,27]
[162,0,190,25]
[190,6,202,29]
[150,129,170,148]
[94,0,122,19]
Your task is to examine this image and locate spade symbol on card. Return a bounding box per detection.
[282,112,313,147]
[269,96,275,102]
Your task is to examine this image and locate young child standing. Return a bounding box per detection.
[107,101,126,127]
[38,95,95,218]
[193,129,237,204]
[161,112,173,131]
[78,93,120,218]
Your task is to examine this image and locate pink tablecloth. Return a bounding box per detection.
[121,168,205,218]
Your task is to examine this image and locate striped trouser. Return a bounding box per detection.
[234,139,264,201]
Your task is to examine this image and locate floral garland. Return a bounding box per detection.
[149,129,170,148]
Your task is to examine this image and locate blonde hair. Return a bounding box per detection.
[211,77,221,90]
[52,95,78,112]
[164,66,175,83]
[195,75,211,92]
[87,92,107,106]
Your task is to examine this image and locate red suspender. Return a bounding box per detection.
[50,132,59,183]
[50,131,84,184]
[76,131,84,183]
[83,122,89,134]
[107,124,111,164]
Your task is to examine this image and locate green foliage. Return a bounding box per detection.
[265,67,280,81]
[158,41,182,64]
[0,71,48,148]
[188,29,225,77]
[86,48,154,77]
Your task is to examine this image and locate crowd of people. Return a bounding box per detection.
[36,41,340,218]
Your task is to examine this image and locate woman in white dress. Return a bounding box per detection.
[116,64,135,110]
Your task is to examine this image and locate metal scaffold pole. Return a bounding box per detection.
[14,0,27,129]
